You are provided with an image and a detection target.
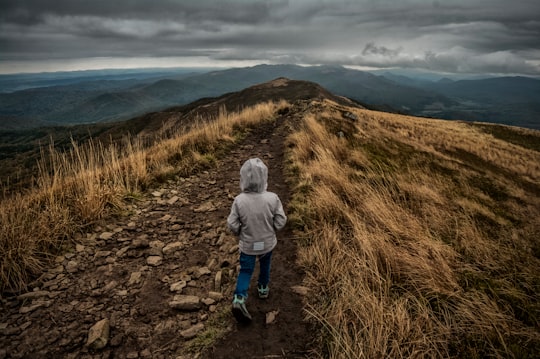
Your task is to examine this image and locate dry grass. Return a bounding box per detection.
[286,100,540,358]
[2,96,538,357]
[0,101,285,293]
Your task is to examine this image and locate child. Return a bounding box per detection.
[227,157,287,323]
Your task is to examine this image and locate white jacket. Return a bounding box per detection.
[227,158,287,255]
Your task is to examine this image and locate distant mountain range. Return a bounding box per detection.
[1,64,539,130]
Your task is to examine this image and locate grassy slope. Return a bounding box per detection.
[0,102,284,293]
[285,100,540,358]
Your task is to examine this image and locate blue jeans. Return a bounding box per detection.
[234,251,273,298]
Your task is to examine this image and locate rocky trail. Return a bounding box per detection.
[0,115,313,358]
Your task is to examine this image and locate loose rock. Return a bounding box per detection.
[163,242,184,255]
[197,266,211,277]
[19,301,51,314]
[201,298,215,306]
[65,261,79,273]
[86,318,110,350]
[214,271,222,292]
[291,285,310,296]
[266,310,280,325]
[128,272,143,286]
[207,291,224,302]
[180,323,204,339]
[95,250,112,258]
[99,232,114,240]
[170,281,187,293]
[17,291,50,301]
[193,202,217,213]
[146,256,163,266]
[169,295,201,311]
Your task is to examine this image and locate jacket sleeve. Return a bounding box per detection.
[227,199,242,235]
[273,196,287,232]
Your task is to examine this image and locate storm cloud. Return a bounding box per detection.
[0,0,539,75]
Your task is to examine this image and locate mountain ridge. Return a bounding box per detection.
[3,64,539,130]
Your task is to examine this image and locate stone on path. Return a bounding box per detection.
[17,291,50,300]
[116,246,129,257]
[131,236,149,249]
[102,280,118,293]
[265,310,280,325]
[148,240,165,256]
[87,318,110,350]
[170,281,187,293]
[214,271,222,292]
[169,295,201,311]
[19,301,51,314]
[193,201,217,213]
[146,256,163,266]
[207,291,223,301]
[99,232,114,240]
[163,242,184,255]
[95,250,111,258]
[196,266,211,278]
[291,285,310,296]
[148,240,165,250]
[128,272,143,286]
[180,323,204,339]
[201,298,215,306]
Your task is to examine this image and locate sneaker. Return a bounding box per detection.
[232,295,252,323]
[257,284,270,299]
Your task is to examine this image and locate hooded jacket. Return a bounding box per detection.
[227,158,287,255]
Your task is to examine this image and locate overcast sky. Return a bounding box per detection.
[1,0,539,75]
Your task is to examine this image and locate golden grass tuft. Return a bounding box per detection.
[0,101,286,292]
[287,102,540,358]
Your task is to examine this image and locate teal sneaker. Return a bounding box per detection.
[232,295,252,323]
[257,284,269,299]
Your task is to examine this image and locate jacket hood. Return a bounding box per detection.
[240,158,268,193]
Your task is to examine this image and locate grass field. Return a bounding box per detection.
[286,100,540,358]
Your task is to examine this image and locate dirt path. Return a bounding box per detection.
[0,114,313,358]
[203,116,312,359]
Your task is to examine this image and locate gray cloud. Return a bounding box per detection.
[0,0,539,75]
[362,43,402,57]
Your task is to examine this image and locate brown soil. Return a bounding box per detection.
[202,116,313,359]
[0,114,314,358]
